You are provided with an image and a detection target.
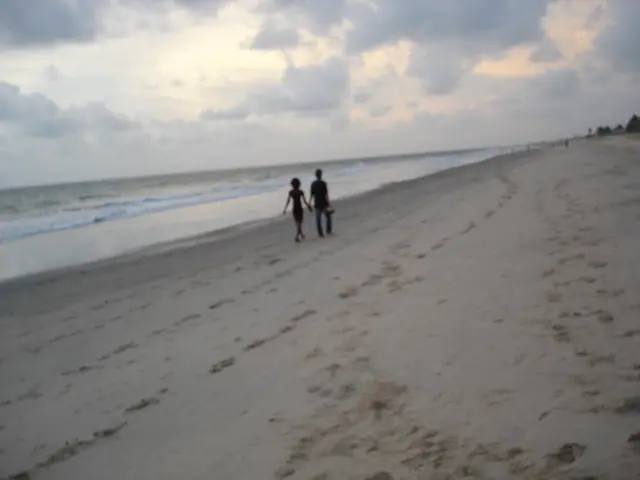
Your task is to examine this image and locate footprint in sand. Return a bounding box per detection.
[279,325,295,334]
[17,385,42,402]
[305,347,324,360]
[173,313,202,327]
[460,221,476,234]
[125,397,160,413]
[61,365,102,376]
[209,357,235,374]
[209,298,235,310]
[557,253,586,266]
[546,443,586,466]
[587,354,616,367]
[628,432,640,454]
[338,286,359,299]
[546,291,562,304]
[588,260,608,269]
[362,273,384,287]
[245,338,269,351]
[596,288,626,299]
[542,268,556,279]
[365,473,394,480]
[431,240,447,251]
[614,396,640,415]
[99,342,139,361]
[551,325,570,343]
[594,310,614,324]
[47,330,85,346]
[290,309,317,323]
[29,421,128,474]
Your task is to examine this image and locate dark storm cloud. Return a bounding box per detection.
[345,0,549,55]
[407,47,473,96]
[254,0,550,98]
[0,0,106,47]
[529,38,564,63]
[594,0,640,73]
[200,57,350,120]
[0,0,232,48]
[529,68,580,99]
[256,0,347,35]
[0,82,138,136]
[248,23,300,50]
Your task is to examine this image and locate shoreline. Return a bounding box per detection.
[0,148,533,309]
[0,147,509,283]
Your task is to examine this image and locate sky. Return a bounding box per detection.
[0,0,639,187]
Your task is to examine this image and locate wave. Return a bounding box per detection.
[0,159,377,243]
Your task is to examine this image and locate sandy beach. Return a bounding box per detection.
[1,139,639,479]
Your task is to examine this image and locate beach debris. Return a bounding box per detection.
[209,357,235,374]
[125,397,160,413]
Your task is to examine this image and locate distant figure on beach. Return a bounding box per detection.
[309,169,333,237]
[565,139,569,148]
[283,177,312,243]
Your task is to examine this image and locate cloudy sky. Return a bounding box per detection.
[0,0,638,187]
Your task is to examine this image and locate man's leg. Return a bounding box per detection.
[315,208,324,236]
[325,210,333,235]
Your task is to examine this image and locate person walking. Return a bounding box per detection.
[283,177,312,243]
[309,168,333,237]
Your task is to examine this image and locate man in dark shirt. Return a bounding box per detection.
[309,168,333,237]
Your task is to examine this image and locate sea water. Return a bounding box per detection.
[0,148,512,280]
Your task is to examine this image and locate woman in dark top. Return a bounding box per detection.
[283,177,312,242]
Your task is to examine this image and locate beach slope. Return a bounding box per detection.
[1,139,639,479]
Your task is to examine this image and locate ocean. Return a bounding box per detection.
[0,147,511,281]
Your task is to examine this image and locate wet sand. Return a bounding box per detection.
[1,138,639,479]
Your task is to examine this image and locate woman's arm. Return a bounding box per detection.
[283,193,291,214]
[302,192,312,211]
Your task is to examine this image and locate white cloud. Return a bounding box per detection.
[1,0,640,187]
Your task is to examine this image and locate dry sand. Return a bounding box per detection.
[1,139,639,480]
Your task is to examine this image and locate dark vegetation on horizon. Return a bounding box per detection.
[588,114,640,137]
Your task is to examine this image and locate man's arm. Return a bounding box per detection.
[309,182,315,206]
[324,183,331,209]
